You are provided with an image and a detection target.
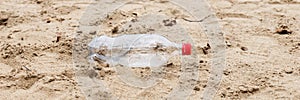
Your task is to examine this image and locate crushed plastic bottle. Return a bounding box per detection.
[88,34,191,67]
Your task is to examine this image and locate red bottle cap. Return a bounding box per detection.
[182,43,191,55]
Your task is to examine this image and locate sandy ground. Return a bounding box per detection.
[0,0,300,99]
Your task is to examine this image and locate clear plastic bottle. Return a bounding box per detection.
[88,34,191,67]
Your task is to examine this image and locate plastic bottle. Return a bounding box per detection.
[88,34,191,67]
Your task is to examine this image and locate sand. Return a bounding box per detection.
[0,0,300,99]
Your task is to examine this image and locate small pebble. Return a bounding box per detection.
[132,12,138,16]
[226,41,232,47]
[7,34,12,39]
[252,86,259,90]
[89,31,97,35]
[238,85,248,92]
[193,86,200,91]
[99,70,106,77]
[76,30,82,33]
[199,60,204,63]
[247,86,260,93]
[12,29,21,33]
[284,67,293,74]
[241,47,248,51]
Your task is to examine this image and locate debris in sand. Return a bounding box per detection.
[223,69,231,75]
[182,14,212,22]
[56,33,62,42]
[163,19,176,26]
[111,26,119,34]
[202,43,211,55]
[22,66,31,71]
[276,25,292,35]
